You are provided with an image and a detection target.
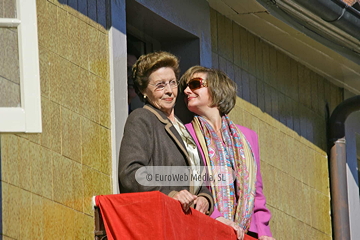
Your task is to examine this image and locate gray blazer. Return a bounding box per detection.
[118,104,214,214]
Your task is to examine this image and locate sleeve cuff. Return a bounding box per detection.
[210,208,222,219]
[167,190,178,198]
[197,192,214,216]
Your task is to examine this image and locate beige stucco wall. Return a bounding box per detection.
[230,98,332,239]
[1,0,112,239]
[210,9,343,152]
[213,8,335,240]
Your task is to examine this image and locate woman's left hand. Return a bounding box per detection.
[194,196,209,214]
[216,217,244,240]
[259,236,276,240]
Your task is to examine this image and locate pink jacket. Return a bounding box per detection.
[186,123,272,237]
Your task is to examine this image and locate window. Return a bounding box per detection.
[0,0,41,132]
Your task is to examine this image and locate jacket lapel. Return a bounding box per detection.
[143,105,190,164]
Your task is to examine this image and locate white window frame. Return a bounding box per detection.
[0,0,41,133]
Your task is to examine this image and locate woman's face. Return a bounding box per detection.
[142,67,178,116]
[184,72,211,115]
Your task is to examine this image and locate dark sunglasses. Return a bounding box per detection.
[187,77,207,91]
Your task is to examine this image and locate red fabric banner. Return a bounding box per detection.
[95,191,257,240]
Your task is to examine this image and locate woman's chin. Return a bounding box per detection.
[163,102,176,111]
[186,105,198,114]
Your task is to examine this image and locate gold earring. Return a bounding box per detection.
[144,95,147,99]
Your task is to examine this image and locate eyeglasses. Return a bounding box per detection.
[187,77,207,91]
[149,79,178,91]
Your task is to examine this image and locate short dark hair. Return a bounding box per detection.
[180,66,237,115]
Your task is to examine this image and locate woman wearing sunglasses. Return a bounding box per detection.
[181,66,275,240]
[118,52,214,216]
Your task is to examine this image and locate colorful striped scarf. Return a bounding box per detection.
[193,115,257,231]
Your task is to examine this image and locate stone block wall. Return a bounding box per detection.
[1,0,112,239]
[230,98,332,239]
[214,7,336,239]
[211,9,343,151]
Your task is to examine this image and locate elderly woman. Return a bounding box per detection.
[180,66,275,240]
[118,52,214,215]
